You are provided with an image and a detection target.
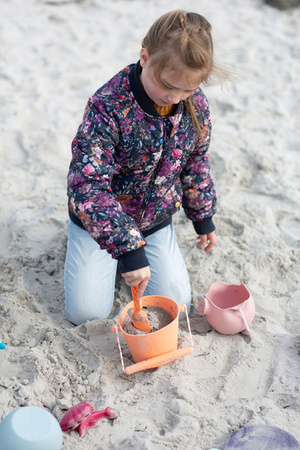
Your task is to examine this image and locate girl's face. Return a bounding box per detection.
[140,48,202,106]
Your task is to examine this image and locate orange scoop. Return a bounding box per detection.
[130,285,151,333]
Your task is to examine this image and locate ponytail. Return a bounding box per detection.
[184,97,204,139]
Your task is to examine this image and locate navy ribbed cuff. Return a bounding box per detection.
[192,217,215,235]
[117,246,149,273]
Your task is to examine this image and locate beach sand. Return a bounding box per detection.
[0,0,299,448]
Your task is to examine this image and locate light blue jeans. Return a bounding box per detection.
[64,220,191,325]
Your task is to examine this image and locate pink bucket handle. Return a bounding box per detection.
[112,304,194,375]
[239,309,251,334]
[230,302,251,333]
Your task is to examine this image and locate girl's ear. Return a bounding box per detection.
[140,48,150,68]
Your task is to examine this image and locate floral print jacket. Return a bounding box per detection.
[67,62,216,273]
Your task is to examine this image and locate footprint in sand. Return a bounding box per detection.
[278,214,300,248]
[217,217,245,237]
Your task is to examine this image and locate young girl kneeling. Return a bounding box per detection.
[65,10,220,325]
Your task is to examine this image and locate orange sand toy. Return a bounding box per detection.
[129,285,151,333]
[112,295,194,375]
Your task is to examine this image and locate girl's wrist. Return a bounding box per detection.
[192,216,215,235]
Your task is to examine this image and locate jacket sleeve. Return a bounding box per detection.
[67,96,148,268]
[180,91,217,235]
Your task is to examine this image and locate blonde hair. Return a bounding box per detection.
[142,10,221,138]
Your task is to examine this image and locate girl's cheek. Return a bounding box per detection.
[182,92,192,101]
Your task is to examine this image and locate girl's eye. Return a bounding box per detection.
[161,81,175,91]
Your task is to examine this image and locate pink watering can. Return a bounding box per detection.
[198,282,255,335]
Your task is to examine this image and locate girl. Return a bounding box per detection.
[65,10,218,325]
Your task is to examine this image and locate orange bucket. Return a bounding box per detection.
[112,295,193,375]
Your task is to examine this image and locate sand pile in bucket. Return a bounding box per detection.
[122,307,174,335]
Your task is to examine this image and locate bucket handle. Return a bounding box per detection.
[239,309,251,334]
[112,304,194,375]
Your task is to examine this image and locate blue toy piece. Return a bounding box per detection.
[223,424,300,449]
[0,406,63,450]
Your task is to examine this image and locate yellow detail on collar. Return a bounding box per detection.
[152,102,176,117]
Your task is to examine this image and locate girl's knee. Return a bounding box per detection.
[64,285,114,325]
[65,302,111,326]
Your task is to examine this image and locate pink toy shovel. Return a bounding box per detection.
[198,282,255,335]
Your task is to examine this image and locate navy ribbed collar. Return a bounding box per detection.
[129,61,182,117]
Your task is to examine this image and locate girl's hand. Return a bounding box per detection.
[197,231,216,253]
[121,266,151,299]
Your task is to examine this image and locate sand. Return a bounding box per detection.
[122,307,174,335]
[0,0,299,448]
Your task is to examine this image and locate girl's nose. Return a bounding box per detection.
[167,93,181,104]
